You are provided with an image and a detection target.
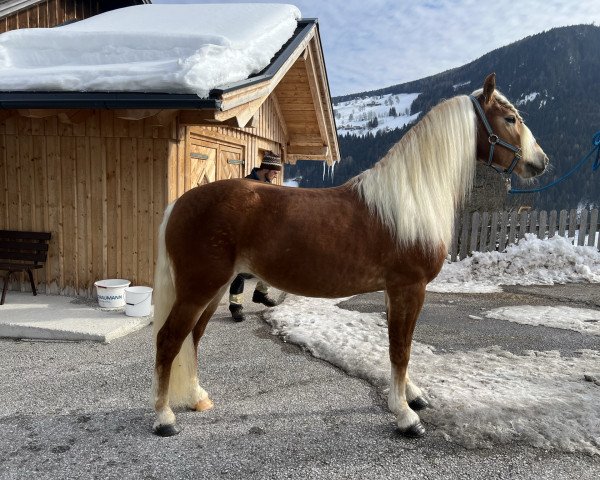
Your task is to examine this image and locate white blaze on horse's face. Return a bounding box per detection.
[487,91,549,179]
[518,122,549,178]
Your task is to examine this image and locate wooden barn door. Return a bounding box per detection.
[189,139,217,187]
[188,133,244,186]
[218,145,244,180]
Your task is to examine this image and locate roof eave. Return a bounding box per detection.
[210,19,316,97]
[0,1,45,18]
[0,91,220,110]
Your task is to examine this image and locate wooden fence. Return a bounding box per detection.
[449,208,600,261]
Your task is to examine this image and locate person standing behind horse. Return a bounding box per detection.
[229,151,282,322]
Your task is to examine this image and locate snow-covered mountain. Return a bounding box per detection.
[333,92,420,136]
[332,86,552,137]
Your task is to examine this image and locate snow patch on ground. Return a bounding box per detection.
[265,295,600,454]
[453,80,471,90]
[429,234,600,293]
[516,92,540,105]
[484,305,600,336]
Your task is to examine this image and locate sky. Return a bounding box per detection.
[154,0,600,96]
[264,234,600,454]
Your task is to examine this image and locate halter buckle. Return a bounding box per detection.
[488,134,499,145]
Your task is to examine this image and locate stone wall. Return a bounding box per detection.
[463,163,511,214]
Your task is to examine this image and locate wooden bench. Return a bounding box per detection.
[0,230,52,305]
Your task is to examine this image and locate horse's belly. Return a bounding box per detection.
[249,256,387,298]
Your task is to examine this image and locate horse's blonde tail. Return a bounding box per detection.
[152,202,202,408]
[152,202,176,345]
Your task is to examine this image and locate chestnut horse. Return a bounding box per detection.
[151,74,548,437]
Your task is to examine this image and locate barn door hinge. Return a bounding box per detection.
[190,153,209,160]
[227,159,245,165]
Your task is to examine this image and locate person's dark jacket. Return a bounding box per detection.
[246,167,271,183]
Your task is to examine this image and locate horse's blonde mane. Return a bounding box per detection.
[351,95,477,249]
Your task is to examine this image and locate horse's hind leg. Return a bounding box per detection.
[386,283,427,437]
[189,288,228,412]
[153,299,206,436]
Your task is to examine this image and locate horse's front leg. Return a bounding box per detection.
[386,283,427,437]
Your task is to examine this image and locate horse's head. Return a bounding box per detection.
[471,73,549,179]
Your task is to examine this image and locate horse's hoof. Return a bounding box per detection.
[194,397,214,412]
[153,423,182,437]
[409,396,429,411]
[398,422,426,438]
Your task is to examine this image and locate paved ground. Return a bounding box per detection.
[0,283,599,479]
[340,284,600,354]
[0,292,152,342]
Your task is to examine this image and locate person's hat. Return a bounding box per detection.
[260,151,282,171]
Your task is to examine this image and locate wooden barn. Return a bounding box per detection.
[0,0,150,32]
[0,2,340,297]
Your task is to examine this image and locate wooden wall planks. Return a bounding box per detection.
[0,0,102,33]
[0,110,175,295]
[0,94,291,296]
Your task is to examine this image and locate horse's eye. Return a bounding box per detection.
[505,116,516,124]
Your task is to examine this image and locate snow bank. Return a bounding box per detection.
[429,234,600,293]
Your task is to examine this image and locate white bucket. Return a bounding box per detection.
[94,279,131,308]
[124,286,153,317]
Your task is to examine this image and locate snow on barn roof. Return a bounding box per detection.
[0,3,301,97]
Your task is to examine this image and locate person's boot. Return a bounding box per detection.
[229,304,246,322]
[252,290,277,307]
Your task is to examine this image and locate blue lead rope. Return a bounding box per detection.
[509,131,600,194]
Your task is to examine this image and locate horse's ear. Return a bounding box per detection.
[482,73,496,105]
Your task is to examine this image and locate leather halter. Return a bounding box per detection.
[469,95,522,175]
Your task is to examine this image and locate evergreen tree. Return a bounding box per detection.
[367,117,379,129]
